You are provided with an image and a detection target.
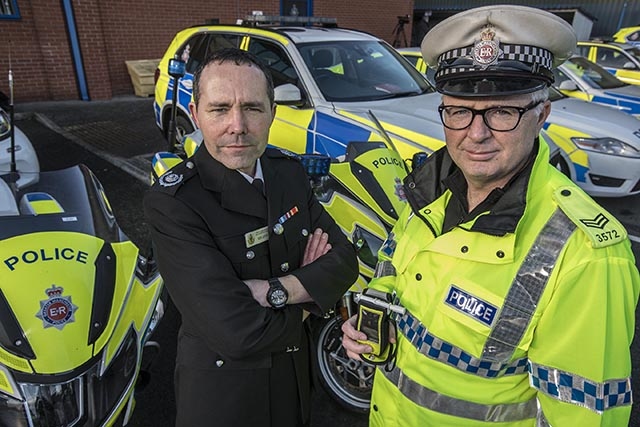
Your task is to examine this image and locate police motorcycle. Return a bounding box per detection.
[0,70,164,426]
[301,140,417,413]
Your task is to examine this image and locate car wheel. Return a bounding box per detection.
[549,152,571,178]
[164,113,195,154]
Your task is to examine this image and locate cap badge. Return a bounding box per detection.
[36,285,79,330]
[473,25,502,68]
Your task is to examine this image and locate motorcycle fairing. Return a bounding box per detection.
[0,165,164,426]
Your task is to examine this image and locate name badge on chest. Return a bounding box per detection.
[445,285,497,327]
[245,226,269,248]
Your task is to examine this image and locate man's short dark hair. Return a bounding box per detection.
[192,48,275,106]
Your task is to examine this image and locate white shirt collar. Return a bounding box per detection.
[237,159,264,183]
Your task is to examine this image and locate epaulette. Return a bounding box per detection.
[552,185,627,248]
[151,159,198,196]
[265,147,301,160]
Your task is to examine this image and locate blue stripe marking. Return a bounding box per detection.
[574,163,588,183]
[308,112,371,157]
[602,90,640,103]
[592,94,640,115]
[27,193,52,202]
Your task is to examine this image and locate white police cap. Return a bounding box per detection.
[421,5,576,96]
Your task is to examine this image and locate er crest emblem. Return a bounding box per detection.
[473,25,502,68]
[36,285,79,330]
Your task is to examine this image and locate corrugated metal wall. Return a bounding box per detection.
[413,0,640,38]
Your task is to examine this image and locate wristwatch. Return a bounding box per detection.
[267,278,288,309]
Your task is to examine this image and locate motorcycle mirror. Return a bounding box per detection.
[168,57,186,79]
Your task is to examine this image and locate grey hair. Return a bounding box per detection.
[529,87,549,114]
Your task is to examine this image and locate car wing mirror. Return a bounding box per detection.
[274,83,304,106]
[623,61,636,69]
[557,80,578,91]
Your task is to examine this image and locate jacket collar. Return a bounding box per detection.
[194,146,267,219]
[404,139,541,236]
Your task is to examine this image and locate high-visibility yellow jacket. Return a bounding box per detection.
[369,141,640,426]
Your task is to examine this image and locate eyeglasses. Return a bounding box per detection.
[438,100,543,132]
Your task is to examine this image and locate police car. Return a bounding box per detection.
[154,18,446,163]
[555,56,640,117]
[395,47,435,84]
[155,19,623,195]
[613,26,640,47]
[576,40,640,85]
[397,49,640,198]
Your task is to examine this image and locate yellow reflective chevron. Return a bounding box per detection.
[552,185,627,248]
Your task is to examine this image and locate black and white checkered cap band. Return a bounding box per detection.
[438,44,553,75]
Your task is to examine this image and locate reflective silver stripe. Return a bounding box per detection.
[536,405,551,427]
[529,362,633,413]
[374,260,396,278]
[397,310,528,377]
[482,209,576,362]
[383,366,537,422]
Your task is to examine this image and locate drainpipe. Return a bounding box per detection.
[61,0,89,100]
[617,1,628,32]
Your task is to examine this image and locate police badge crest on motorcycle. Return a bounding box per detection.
[36,284,79,330]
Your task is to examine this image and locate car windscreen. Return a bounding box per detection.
[626,46,640,63]
[566,57,627,90]
[548,86,565,101]
[298,40,432,102]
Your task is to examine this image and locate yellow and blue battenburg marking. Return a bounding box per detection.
[380,232,396,257]
[152,152,183,177]
[20,193,64,215]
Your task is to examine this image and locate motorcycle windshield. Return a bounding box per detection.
[0,165,124,241]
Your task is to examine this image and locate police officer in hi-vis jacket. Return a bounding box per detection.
[342,5,640,426]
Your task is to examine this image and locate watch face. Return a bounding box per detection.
[268,280,288,309]
[269,289,288,306]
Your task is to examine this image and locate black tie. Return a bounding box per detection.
[252,178,265,197]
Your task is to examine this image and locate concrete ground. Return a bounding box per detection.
[15,95,164,183]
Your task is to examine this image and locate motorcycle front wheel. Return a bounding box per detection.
[313,316,373,413]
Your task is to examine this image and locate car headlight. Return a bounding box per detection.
[0,378,82,427]
[571,137,640,158]
[0,327,139,427]
[0,109,10,140]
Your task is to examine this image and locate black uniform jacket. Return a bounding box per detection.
[143,146,358,426]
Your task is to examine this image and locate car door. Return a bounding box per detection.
[159,31,244,134]
[593,45,640,85]
[246,37,315,155]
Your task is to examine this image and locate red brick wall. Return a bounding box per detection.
[0,0,414,102]
[0,0,77,102]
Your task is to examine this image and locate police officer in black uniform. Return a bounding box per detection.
[144,48,359,427]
